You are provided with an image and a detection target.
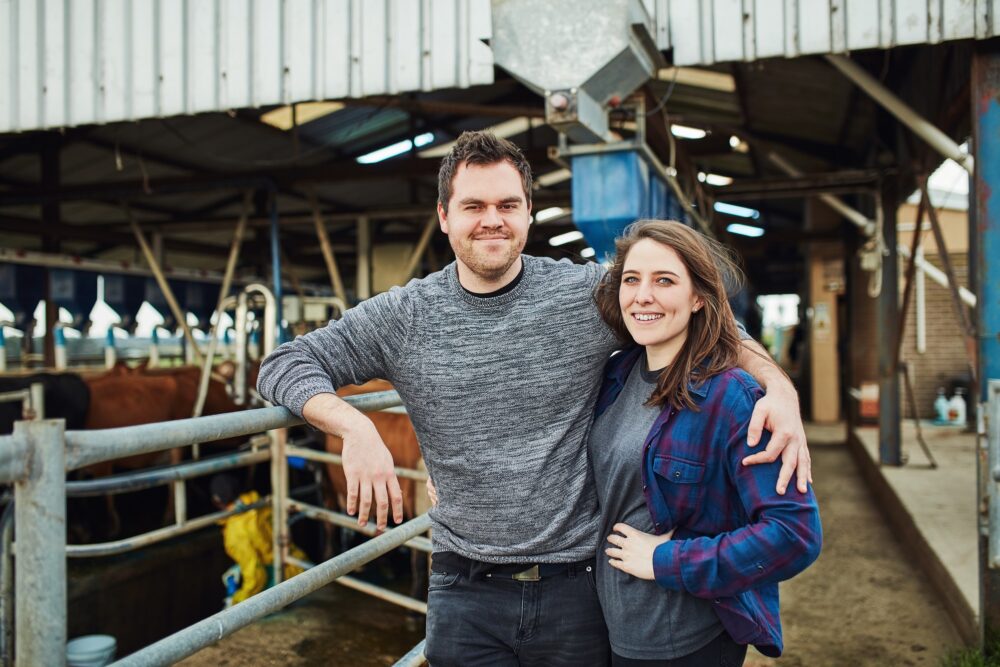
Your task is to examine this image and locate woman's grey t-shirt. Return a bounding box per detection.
[588,358,722,660]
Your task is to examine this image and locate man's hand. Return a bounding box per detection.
[303,393,404,531]
[605,523,675,581]
[426,477,439,507]
[736,340,812,495]
[341,421,404,532]
[742,387,812,495]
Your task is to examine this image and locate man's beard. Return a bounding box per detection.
[452,235,523,282]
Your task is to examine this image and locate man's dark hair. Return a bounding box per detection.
[437,131,533,213]
[210,473,240,506]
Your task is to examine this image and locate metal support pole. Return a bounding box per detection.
[269,428,288,586]
[403,217,438,282]
[29,382,44,421]
[973,45,1000,642]
[307,188,348,305]
[826,54,974,175]
[357,216,372,300]
[1,498,14,666]
[13,419,66,667]
[269,194,285,345]
[234,292,249,406]
[192,193,251,420]
[921,179,979,386]
[878,181,902,466]
[128,209,203,366]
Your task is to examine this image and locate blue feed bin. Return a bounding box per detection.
[571,149,685,261]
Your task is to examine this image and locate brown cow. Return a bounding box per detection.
[324,380,428,600]
[81,362,248,536]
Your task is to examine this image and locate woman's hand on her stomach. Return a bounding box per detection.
[605,523,675,580]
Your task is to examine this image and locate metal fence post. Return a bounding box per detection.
[270,428,288,585]
[13,419,66,667]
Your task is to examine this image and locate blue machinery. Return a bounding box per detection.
[0,392,430,666]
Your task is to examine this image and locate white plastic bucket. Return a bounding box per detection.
[66,634,116,667]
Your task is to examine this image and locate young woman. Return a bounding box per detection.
[589,219,822,666]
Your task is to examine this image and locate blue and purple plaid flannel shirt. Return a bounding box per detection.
[594,346,822,657]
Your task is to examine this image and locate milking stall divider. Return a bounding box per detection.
[0,385,431,667]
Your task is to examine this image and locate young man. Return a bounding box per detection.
[257,131,810,665]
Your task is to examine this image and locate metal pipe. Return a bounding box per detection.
[334,575,428,614]
[234,292,249,406]
[308,188,348,305]
[286,500,433,553]
[284,445,428,481]
[66,498,270,558]
[128,209,204,365]
[270,429,288,586]
[357,216,372,300]
[243,284,277,357]
[111,514,432,667]
[63,391,401,472]
[916,248,927,353]
[897,244,977,306]
[403,217,438,282]
[0,498,14,666]
[393,640,427,667]
[13,419,66,667]
[0,433,28,484]
[66,449,270,497]
[29,382,43,420]
[825,54,974,175]
[877,182,902,466]
[192,193,251,421]
[269,197,284,345]
[768,151,876,236]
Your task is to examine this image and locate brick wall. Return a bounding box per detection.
[897,253,972,418]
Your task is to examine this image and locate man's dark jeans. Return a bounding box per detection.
[424,562,610,666]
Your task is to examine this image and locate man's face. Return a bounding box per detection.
[437,161,531,284]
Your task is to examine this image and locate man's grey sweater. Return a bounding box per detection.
[257,255,620,563]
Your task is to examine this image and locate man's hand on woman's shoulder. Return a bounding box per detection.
[741,386,812,495]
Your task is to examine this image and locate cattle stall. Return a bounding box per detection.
[0,388,429,666]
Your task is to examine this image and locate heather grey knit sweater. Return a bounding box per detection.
[257,255,620,563]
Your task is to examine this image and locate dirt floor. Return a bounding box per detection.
[177,430,966,666]
[745,432,964,667]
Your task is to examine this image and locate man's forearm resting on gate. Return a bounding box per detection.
[736,339,812,495]
[302,392,405,531]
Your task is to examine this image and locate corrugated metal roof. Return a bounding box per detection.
[645,0,1000,65]
[0,0,494,134]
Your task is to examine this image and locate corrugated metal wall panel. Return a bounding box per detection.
[2,0,494,134]
[657,0,1000,66]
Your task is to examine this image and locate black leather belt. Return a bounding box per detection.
[432,551,594,582]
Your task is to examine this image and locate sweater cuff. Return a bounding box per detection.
[652,541,684,591]
[281,381,335,420]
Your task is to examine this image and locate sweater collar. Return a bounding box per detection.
[446,255,536,309]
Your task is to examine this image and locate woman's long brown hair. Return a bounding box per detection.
[594,219,744,411]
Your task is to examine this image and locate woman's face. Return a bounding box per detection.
[618,238,703,369]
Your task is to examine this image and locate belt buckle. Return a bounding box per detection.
[512,564,541,582]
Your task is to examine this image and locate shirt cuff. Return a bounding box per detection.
[652,540,684,591]
[281,381,335,421]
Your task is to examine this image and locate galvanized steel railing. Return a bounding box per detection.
[0,389,429,666]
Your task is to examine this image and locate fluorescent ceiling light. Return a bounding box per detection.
[580,247,596,258]
[698,172,733,186]
[657,67,736,93]
[260,102,345,130]
[714,201,760,219]
[729,135,749,154]
[357,132,435,164]
[535,168,572,189]
[535,207,568,223]
[670,125,707,140]
[549,230,584,247]
[726,223,765,238]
